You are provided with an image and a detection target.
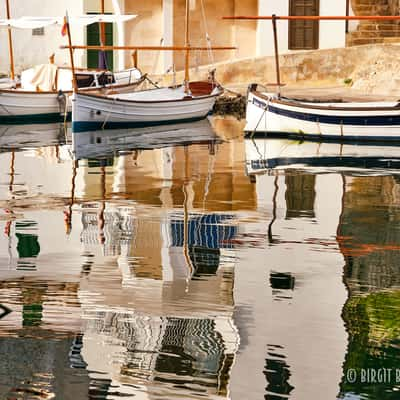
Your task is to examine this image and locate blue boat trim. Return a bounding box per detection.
[245,130,400,143]
[73,115,209,133]
[256,100,400,127]
[251,156,400,171]
[0,112,71,125]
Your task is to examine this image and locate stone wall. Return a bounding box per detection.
[348,0,400,46]
[159,43,400,96]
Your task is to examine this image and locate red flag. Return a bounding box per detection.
[61,17,68,36]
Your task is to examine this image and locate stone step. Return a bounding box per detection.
[356,23,400,30]
[353,4,391,15]
[350,30,400,39]
[383,36,400,43]
[356,0,389,4]
[347,37,386,46]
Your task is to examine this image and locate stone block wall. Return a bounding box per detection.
[348,0,400,46]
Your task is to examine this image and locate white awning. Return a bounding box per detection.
[0,14,137,29]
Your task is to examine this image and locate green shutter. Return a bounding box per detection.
[87,21,114,71]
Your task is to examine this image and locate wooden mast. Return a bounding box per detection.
[99,0,107,69]
[271,15,281,97]
[184,0,190,94]
[100,0,106,45]
[65,14,78,91]
[222,15,400,21]
[5,0,15,81]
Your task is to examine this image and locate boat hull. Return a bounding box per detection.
[72,89,219,132]
[0,90,71,124]
[245,89,400,141]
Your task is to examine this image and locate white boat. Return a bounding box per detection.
[245,85,400,141]
[0,14,140,124]
[72,118,218,159]
[0,67,142,124]
[245,136,400,175]
[0,77,17,89]
[72,82,222,132]
[68,0,233,133]
[221,14,400,142]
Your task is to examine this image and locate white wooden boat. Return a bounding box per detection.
[246,85,400,141]
[66,0,233,133]
[0,14,140,124]
[222,14,400,142]
[0,69,142,124]
[72,82,222,132]
[245,136,400,175]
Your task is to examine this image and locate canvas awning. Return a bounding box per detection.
[0,14,137,29]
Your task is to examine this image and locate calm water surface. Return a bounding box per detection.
[1,118,400,399]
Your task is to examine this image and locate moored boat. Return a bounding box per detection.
[223,14,400,142]
[66,0,234,133]
[246,85,400,141]
[72,82,222,132]
[0,14,140,124]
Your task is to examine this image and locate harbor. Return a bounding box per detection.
[1,0,400,399]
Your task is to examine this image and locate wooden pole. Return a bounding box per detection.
[5,0,15,80]
[65,15,78,92]
[222,15,400,21]
[272,15,281,97]
[100,0,106,45]
[184,0,190,94]
[61,45,236,51]
[132,50,138,68]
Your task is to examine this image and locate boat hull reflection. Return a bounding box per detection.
[246,137,400,175]
[72,118,219,160]
[0,123,67,151]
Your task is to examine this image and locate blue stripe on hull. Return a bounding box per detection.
[267,103,400,126]
[251,156,400,171]
[0,112,71,125]
[245,131,400,143]
[72,115,209,133]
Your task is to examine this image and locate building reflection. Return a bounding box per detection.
[72,128,248,397]
[337,175,400,400]
[0,119,256,398]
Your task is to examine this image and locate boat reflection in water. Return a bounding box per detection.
[0,118,245,399]
[71,119,238,398]
[71,118,220,160]
[243,134,400,400]
[0,122,68,151]
[246,136,400,176]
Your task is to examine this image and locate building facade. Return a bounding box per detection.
[0,0,360,76]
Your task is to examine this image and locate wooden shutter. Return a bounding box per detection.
[87,20,114,71]
[289,0,319,50]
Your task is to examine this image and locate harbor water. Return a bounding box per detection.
[1,117,400,399]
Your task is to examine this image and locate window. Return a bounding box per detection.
[32,27,45,36]
[289,0,319,50]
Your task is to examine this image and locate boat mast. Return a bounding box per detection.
[99,0,107,69]
[5,0,15,81]
[100,0,105,45]
[184,0,190,94]
[65,13,78,91]
[271,15,281,97]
